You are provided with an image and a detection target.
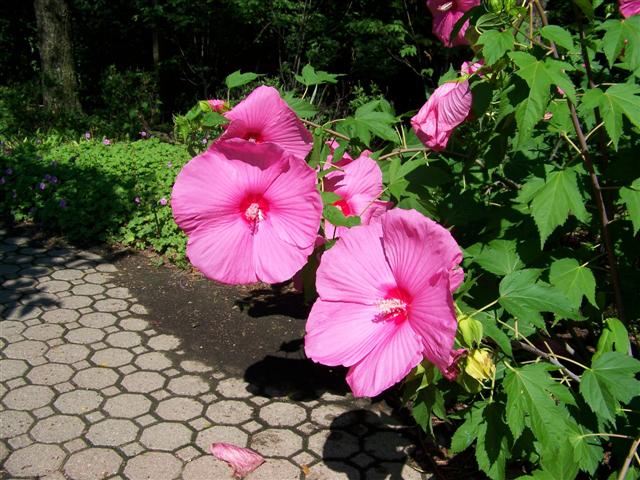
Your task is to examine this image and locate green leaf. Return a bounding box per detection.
[601,17,640,72]
[451,401,487,453]
[477,314,513,357]
[294,64,342,86]
[323,205,361,228]
[200,111,228,127]
[499,269,580,328]
[539,440,580,480]
[580,351,640,424]
[281,92,317,119]
[573,0,594,20]
[540,25,575,51]
[544,59,577,104]
[549,258,597,308]
[620,178,640,234]
[478,30,515,64]
[475,402,511,480]
[320,191,342,205]
[471,239,524,276]
[529,168,589,246]
[595,318,631,361]
[589,84,640,148]
[225,70,261,89]
[565,422,604,475]
[504,363,573,444]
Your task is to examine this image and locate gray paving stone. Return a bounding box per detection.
[156,397,203,421]
[249,459,300,480]
[124,452,183,480]
[73,367,119,390]
[105,331,141,348]
[92,348,133,368]
[39,279,72,293]
[3,339,48,360]
[2,304,42,320]
[206,400,254,424]
[363,431,411,461]
[0,320,25,337]
[119,317,148,331]
[122,371,165,393]
[104,393,151,418]
[95,298,129,313]
[3,385,54,410]
[66,327,105,344]
[42,308,80,324]
[23,323,64,341]
[195,426,247,452]
[31,414,85,443]
[0,359,28,381]
[4,443,66,477]
[251,429,303,457]
[52,269,84,281]
[85,273,111,284]
[310,404,354,428]
[96,263,118,273]
[121,441,145,458]
[260,402,307,427]
[33,405,55,418]
[139,422,192,451]
[365,463,426,479]
[308,430,359,459]
[147,334,180,351]
[80,312,117,328]
[46,344,90,364]
[175,445,200,462]
[8,432,33,449]
[58,295,93,309]
[182,456,233,480]
[168,374,209,396]
[216,377,252,398]
[306,462,359,480]
[64,437,88,453]
[0,410,34,438]
[180,360,212,373]
[105,287,131,298]
[72,284,105,296]
[64,447,123,480]
[134,352,172,371]
[87,419,138,446]
[130,304,148,315]
[27,363,74,385]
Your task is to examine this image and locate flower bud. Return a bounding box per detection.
[458,315,483,347]
[486,0,516,13]
[464,349,495,383]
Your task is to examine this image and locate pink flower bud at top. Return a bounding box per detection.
[207,99,228,113]
[158,197,168,206]
[543,112,553,121]
[84,131,91,140]
[103,138,111,146]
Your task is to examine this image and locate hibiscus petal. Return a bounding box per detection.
[211,443,265,478]
[346,321,423,397]
[315,222,396,304]
[409,271,458,372]
[331,154,383,201]
[305,299,391,367]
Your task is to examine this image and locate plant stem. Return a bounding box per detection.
[580,433,634,440]
[533,0,626,324]
[618,437,640,480]
[300,119,350,141]
[515,341,582,383]
[378,147,428,160]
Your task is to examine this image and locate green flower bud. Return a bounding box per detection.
[465,349,495,383]
[458,315,483,347]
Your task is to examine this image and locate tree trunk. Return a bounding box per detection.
[33,0,82,114]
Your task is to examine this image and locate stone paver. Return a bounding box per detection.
[0,230,430,479]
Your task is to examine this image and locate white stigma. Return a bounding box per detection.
[438,1,454,11]
[375,298,408,322]
[245,203,264,223]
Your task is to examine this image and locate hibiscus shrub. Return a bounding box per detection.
[170,2,640,478]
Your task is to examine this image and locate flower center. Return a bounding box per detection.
[245,202,264,222]
[332,198,353,216]
[241,196,268,234]
[438,1,454,11]
[244,131,263,143]
[374,288,411,324]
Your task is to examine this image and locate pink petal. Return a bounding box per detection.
[305,299,392,367]
[211,443,265,478]
[619,0,640,16]
[331,154,383,201]
[380,209,463,296]
[426,0,480,47]
[220,86,312,161]
[443,348,468,380]
[408,270,458,373]
[315,222,395,304]
[346,321,423,397]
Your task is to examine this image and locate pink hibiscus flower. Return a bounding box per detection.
[207,99,228,113]
[427,0,481,47]
[172,139,322,285]
[411,78,472,151]
[323,152,391,239]
[619,0,640,17]
[305,208,464,397]
[324,139,355,168]
[211,443,264,478]
[217,86,313,161]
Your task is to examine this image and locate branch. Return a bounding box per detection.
[514,340,582,383]
[533,0,627,324]
[301,119,350,141]
[618,437,640,480]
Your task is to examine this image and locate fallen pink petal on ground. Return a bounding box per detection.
[211,443,265,478]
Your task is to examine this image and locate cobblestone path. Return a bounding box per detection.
[0,230,429,480]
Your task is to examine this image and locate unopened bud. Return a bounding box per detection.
[465,349,495,383]
[458,315,483,347]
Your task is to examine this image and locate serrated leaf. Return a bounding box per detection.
[478,30,514,64]
[225,70,261,89]
[471,239,524,276]
[620,178,640,234]
[602,17,640,72]
[477,314,513,357]
[281,92,317,119]
[595,318,630,361]
[539,440,580,480]
[530,168,589,246]
[320,191,342,204]
[597,83,640,148]
[504,363,573,444]
[499,269,580,328]
[573,0,594,19]
[294,64,342,86]
[580,351,640,424]
[544,59,577,104]
[475,402,511,480]
[549,258,597,308]
[200,111,228,127]
[540,25,576,51]
[565,422,604,475]
[451,401,487,453]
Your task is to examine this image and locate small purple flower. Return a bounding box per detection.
[166,161,173,168]
[59,199,68,208]
[202,138,208,145]
[50,176,58,184]
[0,177,5,185]
[5,168,12,175]
[103,138,111,146]
[158,197,168,206]
[84,131,91,140]
[44,174,52,181]
[134,196,141,205]
[38,182,46,191]
[139,131,148,138]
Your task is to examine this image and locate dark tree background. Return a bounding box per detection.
[1,0,469,136]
